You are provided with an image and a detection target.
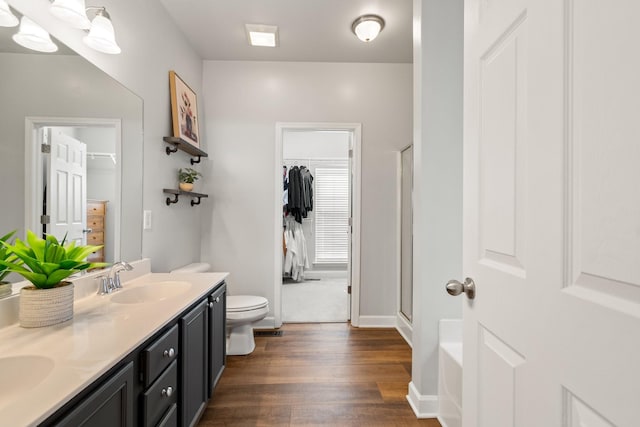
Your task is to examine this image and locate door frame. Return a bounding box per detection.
[397,143,414,344]
[274,122,362,327]
[24,116,122,260]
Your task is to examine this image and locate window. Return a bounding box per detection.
[314,165,349,264]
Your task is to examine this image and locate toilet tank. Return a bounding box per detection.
[170,263,211,273]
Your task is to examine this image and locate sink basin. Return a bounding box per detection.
[110,281,192,304]
[0,355,55,408]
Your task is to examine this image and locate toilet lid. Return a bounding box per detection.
[227,295,268,312]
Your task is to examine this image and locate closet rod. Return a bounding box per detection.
[87,152,116,165]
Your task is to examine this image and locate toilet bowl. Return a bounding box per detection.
[226,295,269,356]
[170,263,268,356]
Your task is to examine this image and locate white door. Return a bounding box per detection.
[462,0,640,426]
[47,129,87,246]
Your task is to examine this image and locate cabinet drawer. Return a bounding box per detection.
[87,249,104,263]
[142,325,179,387]
[143,360,178,427]
[87,202,106,215]
[87,216,104,230]
[157,403,177,427]
[87,232,104,245]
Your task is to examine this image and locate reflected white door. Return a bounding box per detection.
[463,0,640,425]
[47,129,87,246]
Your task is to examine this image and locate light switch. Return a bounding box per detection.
[143,210,152,230]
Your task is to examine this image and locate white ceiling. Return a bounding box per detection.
[159,0,413,63]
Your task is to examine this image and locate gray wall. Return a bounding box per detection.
[411,0,463,405]
[201,60,412,320]
[9,0,205,271]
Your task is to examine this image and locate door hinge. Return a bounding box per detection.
[348,285,352,295]
[348,149,353,158]
[40,215,50,225]
[41,144,51,153]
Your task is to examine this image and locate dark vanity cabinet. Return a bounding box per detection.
[43,281,226,427]
[180,300,209,427]
[208,283,226,396]
[54,362,135,427]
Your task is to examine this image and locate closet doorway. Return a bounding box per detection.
[274,123,361,326]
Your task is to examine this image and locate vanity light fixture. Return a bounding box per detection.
[245,23,279,47]
[49,0,91,29]
[82,7,121,54]
[0,0,18,27]
[12,16,58,53]
[49,1,121,54]
[351,14,385,42]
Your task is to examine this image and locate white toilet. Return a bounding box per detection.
[170,263,269,356]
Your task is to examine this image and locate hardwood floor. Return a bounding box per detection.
[199,323,441,427]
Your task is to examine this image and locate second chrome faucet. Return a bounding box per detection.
[97,261,134,295]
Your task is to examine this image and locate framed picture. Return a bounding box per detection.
[169,70,200,148]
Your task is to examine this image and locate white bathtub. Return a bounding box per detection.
[438,319,462,427]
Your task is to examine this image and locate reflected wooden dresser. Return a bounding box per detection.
[86,200,107,263]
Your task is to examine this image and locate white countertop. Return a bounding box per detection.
[0,265,228,427]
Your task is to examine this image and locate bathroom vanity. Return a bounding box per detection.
[0,261,228,427]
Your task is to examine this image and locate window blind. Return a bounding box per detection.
[314,166,349,264]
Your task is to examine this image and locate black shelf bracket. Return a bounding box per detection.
[163,188,209,207]
[165,145,179,155]
[166,194,180,205]
[190,156,202,165]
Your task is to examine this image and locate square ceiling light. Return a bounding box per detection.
[245,23,278,47]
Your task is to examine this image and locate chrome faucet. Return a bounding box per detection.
[97,261,134,295]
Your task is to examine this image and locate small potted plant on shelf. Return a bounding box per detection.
[178,167,201,192]
[0,230,109,328]
[0,230,19,298]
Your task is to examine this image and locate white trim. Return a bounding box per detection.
[437,416,455,427]
[25,117,122,261]
[396,313,413,347]
[274,122,362,328]
[406,382,439,418]
[357,315,396,328]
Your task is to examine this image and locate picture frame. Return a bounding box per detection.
[169,70,200,148]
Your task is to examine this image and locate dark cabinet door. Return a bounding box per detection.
[53,362,134,427]
[180,299,208,427]
[208,283,226,397]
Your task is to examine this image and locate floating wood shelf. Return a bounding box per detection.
[163,136,209,164]
[163,189,209,206]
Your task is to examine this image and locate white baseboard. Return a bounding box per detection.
[437,416,453,427]
[406,382,438,418]
[396,314,412,347]
[253,316,277,329]
[357,315,396,328]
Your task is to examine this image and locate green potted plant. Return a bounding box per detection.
[178,167,202,192]
[0,230,108,328]
[0,230,19,298]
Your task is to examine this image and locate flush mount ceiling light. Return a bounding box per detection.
[49,0,91,29]
[0,0,18,27]
[351,14,385,42]
[82,7,121,54]
[245,23,279,47]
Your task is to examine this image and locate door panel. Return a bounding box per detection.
[465,0,640,425]
[48,129,87,245]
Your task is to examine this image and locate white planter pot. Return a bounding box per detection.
[19,282,74,328]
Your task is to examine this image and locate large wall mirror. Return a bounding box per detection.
[0,9,143,298]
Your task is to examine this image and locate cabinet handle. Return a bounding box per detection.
[162,386,173,397]
[215,296,220,303]
[209,302,214,308]
[163,348,175,358]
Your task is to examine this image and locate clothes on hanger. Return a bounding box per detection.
[283,216,309,281]
[285,165,313,224]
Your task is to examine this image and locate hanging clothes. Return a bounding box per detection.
[285,165,314,224]
[283,216,309,281]
[300,166,314,214]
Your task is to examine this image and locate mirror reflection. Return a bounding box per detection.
[0,10,143,298]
